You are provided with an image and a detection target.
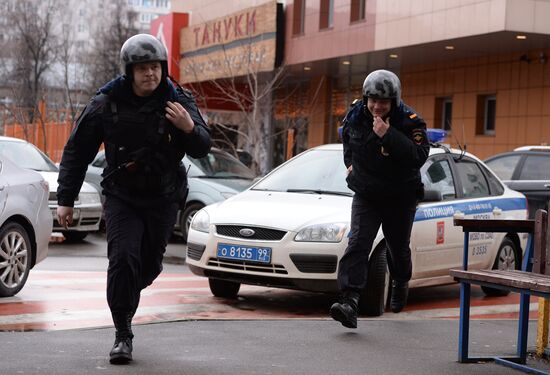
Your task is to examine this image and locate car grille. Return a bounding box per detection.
[53,217,100,228]
[80,217,100,226]
[207,258,288,274]
[187,242,206,261]
[290,254,338,273]
[215,225,286,240]
[49,191,79,203]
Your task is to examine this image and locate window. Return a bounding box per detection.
[485,155,521,180]
[421,157,456,201]
[350,0,366,22]
[519,155,550,180]
[476,94,496,135]
[79,8,85,17]
[319,0,334,29]
[479,164,505,196]
[292,0,306,35]
[434,97,452,130]
[455,160,490,198]
[252,149,352,195]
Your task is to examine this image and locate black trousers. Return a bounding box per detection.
[337,193,417,292]
[104,195,179,315]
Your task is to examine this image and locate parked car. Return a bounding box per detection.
[186,143,528,316]
[0,136,102,242]
[0,155,52,296]
[485,147,550,218]
[85,147,256,240]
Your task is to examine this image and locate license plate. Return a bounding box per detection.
[216,243,272,264]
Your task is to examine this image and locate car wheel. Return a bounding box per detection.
[180,203,205,242]
[0,222,31,297]
[208,278,240,298]
[481,237,518,297]
[359,243,390,316]
[62,231,88,243]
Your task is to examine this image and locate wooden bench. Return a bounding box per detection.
[449,210,550,374]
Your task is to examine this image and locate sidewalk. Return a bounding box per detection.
[2,319,550,374]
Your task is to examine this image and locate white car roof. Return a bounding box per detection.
[0,135,26,143]
[513,145,550,151]
[312,143,480,161]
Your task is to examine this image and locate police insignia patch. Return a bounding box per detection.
[412,129,424,145]
[409,113,417,119]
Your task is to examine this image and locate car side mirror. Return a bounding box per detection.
[427,163,446,183]
[422,189,443,202]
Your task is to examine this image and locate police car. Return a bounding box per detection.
[186,139,528,316]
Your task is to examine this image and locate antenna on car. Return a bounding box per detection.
[448,121,466,161]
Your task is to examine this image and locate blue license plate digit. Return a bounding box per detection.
[217,243,272,264]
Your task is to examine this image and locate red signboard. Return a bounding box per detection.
[151,12,189,82]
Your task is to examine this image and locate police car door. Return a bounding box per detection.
[452,157,508,270]
[413,154,463,281]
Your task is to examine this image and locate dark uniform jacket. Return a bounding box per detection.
[342,100,429,199]
[57,76,211,208]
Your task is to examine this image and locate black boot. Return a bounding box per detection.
[390,280,409,313]
[109,312,134,364]
[330,291,360,328]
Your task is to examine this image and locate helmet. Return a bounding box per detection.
[120,34,168,76]
[362,69,401,106]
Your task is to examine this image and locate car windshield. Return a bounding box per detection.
[252,149,353,196]
[0,140,58,172]
[485,155,522,180]
[188,151,255,179]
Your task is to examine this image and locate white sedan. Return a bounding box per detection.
[0,156,52,297]
[187,144,528,316]
[0,136,102,242]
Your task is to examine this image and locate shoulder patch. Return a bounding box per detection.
[412,129,425,145]
[409,113,417,120]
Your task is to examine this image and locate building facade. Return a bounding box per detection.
[165,0,550,165]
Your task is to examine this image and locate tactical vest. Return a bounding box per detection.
[100,96,186,196]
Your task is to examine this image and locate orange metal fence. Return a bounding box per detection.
[1,102,76,163]
[3,122,73,163]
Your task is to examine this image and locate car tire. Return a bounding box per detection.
[62,231,88,243]
[180,202,205,243]
[359,244,390,316]
[208,278,240,298]
[0,222,32,297]
[481,237,518,297]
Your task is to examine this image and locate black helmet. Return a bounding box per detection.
[362,69,401,106]
[120,34,168,76]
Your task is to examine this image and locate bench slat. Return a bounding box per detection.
[450,269,550,294]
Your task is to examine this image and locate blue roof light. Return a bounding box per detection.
[427,129,447,143]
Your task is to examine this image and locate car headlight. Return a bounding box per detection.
[78,192,101,205]
[294,223,347,243]
[190,209,210,233]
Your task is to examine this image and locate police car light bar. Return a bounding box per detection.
[427,128,447,143]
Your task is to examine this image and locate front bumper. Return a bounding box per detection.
[186,226,347,293]
[50,204,102,232]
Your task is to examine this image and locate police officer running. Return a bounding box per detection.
[56,34,211,363]
[330,70,429,329]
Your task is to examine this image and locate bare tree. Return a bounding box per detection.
[57,21,86,124]
[184,40,288,175]
[0,0,61,150]
[86,0,138,91]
